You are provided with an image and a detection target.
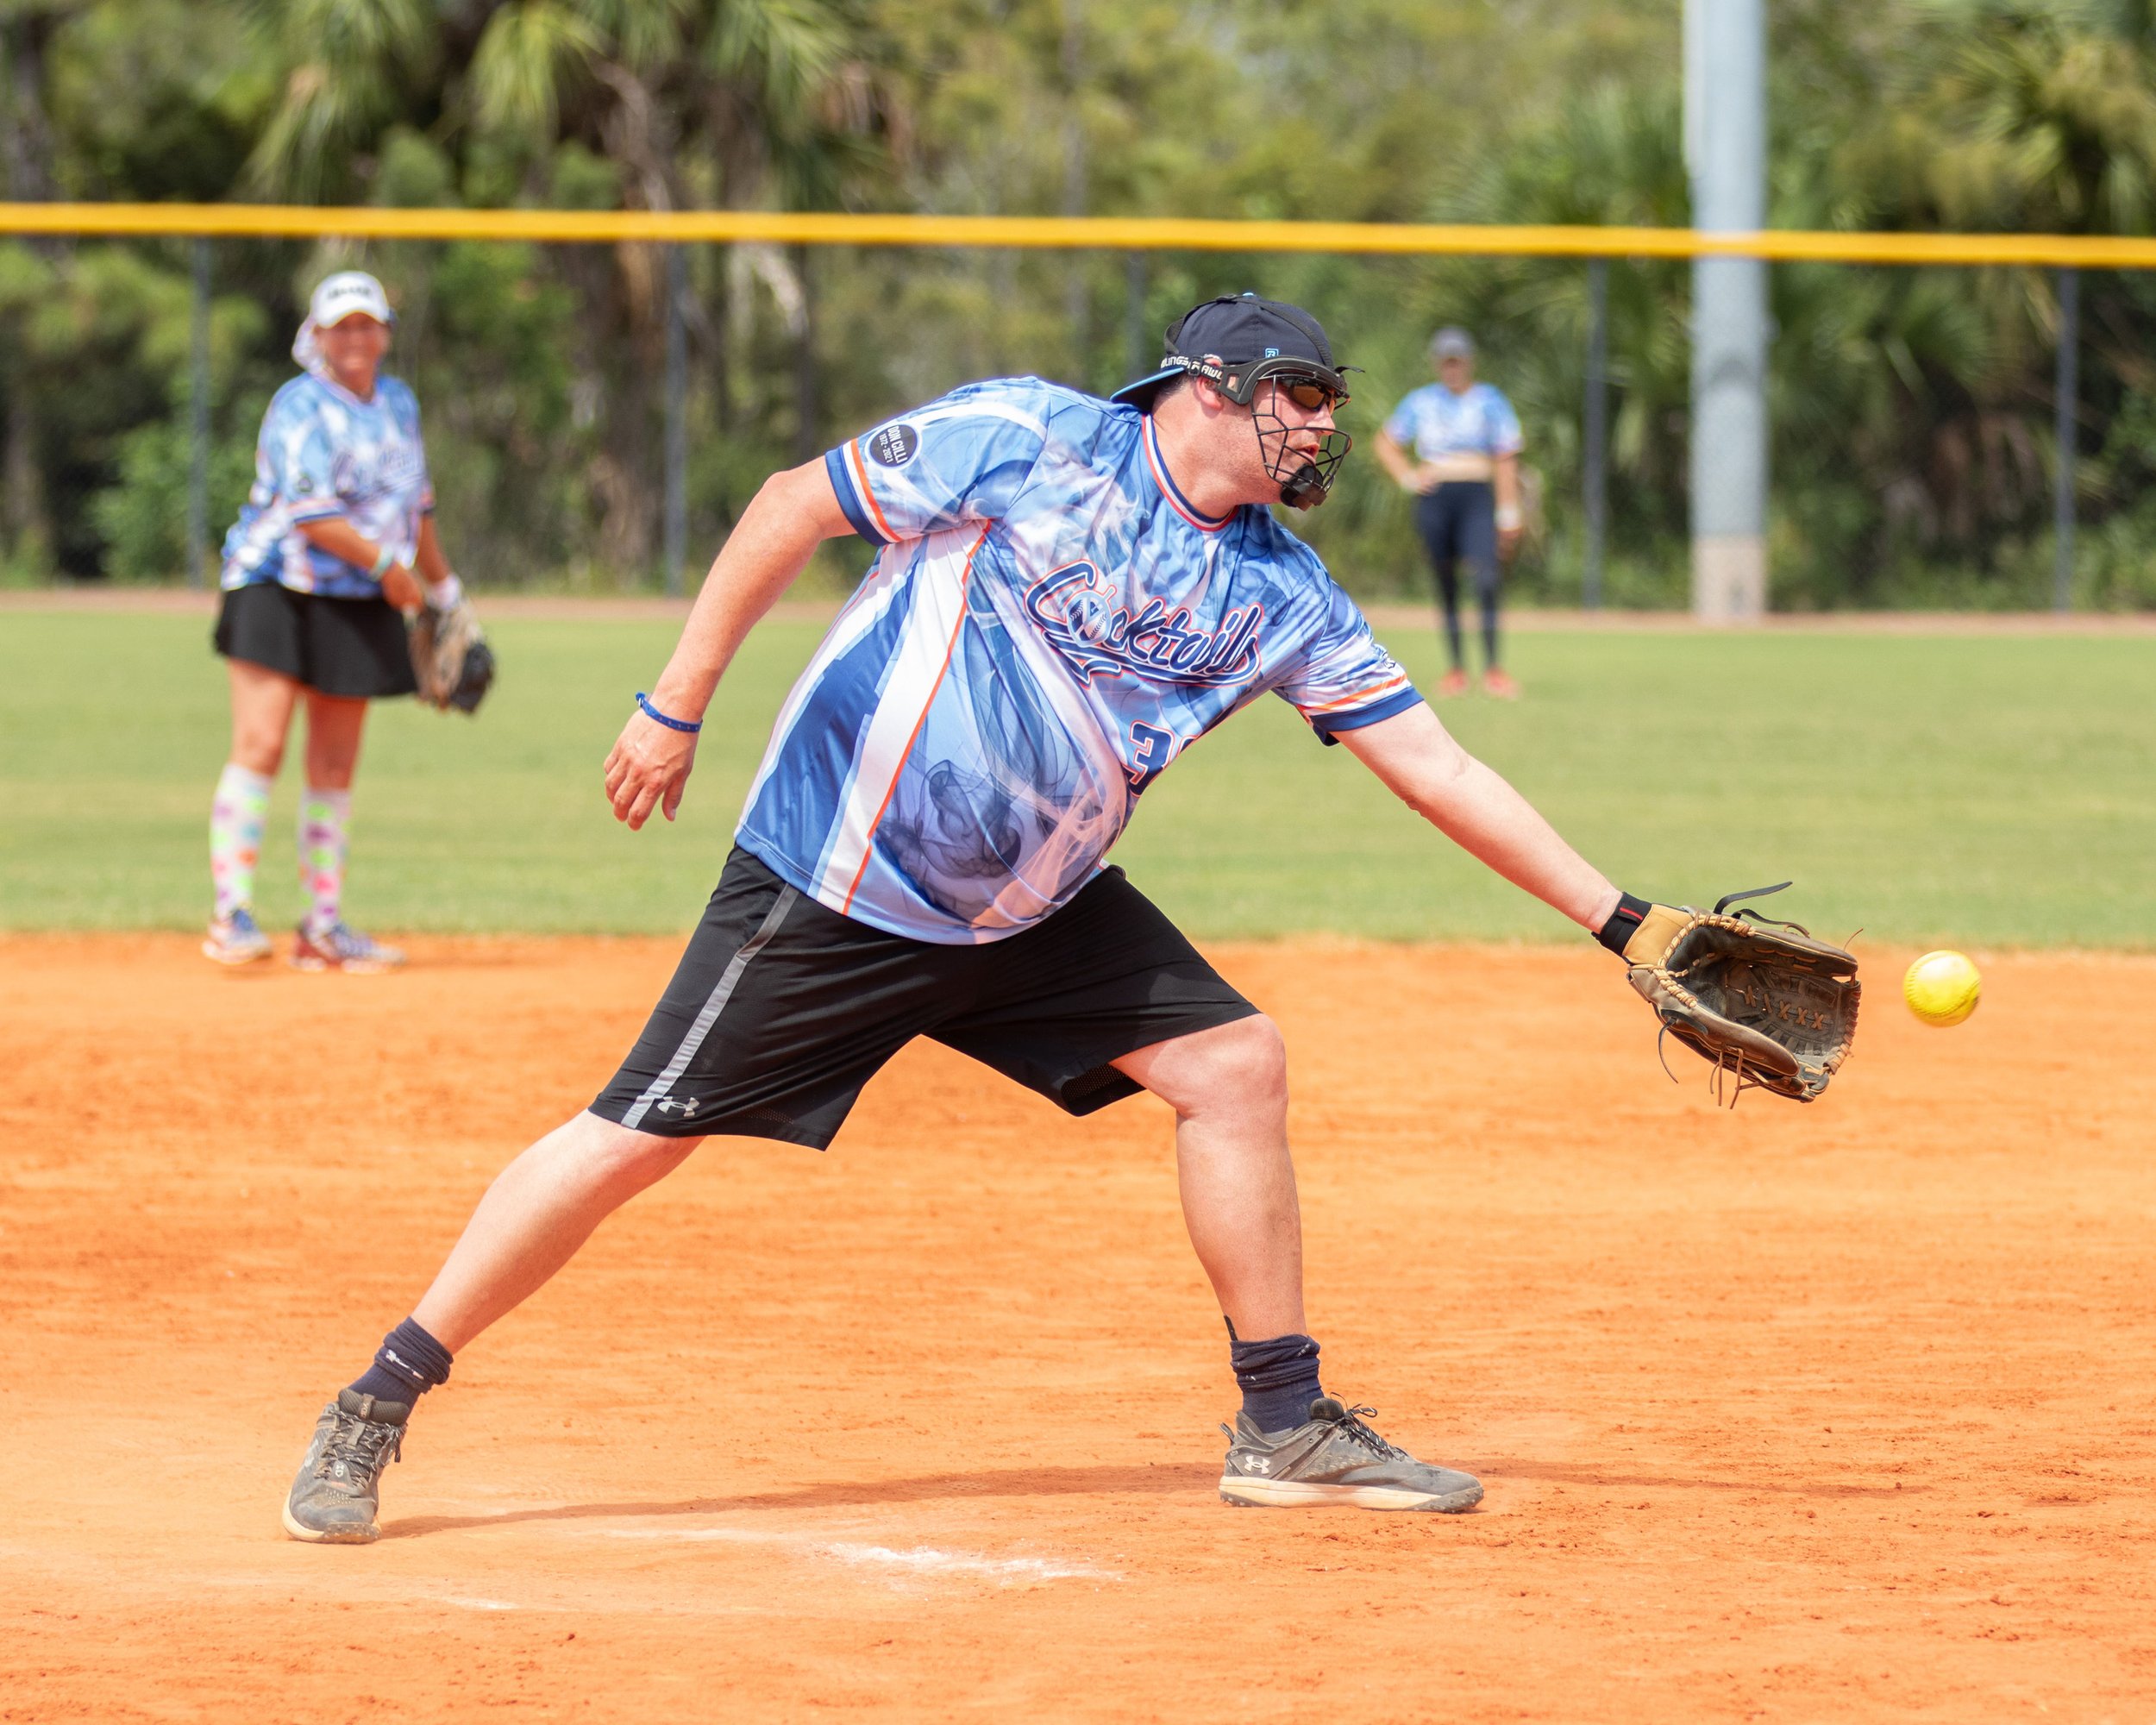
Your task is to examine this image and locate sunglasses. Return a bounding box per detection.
[1268,374,1347,413]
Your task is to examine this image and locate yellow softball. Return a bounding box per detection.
[1904,950,1981,1027]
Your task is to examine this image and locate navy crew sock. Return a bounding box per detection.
[345,1316,454,1408]
[1226,1319,1324,1433]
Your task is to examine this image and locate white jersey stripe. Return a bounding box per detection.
[741,554,910,825]
[816,524,988,912]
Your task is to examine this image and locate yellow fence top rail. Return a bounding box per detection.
[6,202,2156,267]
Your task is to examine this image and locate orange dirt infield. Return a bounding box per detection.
[5,934,2156,1722]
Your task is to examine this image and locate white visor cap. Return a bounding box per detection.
[292,272,397,371]
[309,271,396,330]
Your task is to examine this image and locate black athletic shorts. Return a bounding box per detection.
[589,846,1260,1148]
[213,581,418,699]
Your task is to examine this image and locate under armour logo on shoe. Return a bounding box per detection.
[654,1096,702,1118]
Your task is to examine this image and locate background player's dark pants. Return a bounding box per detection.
[1415,481,1501,674]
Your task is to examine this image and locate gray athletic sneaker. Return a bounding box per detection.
[283,1389,410,1543]
[1219,1396,1483,1512]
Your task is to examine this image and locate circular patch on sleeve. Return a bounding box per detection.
[868,423,920,467]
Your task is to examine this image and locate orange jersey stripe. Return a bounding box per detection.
[1302,672,1413,715]
[844,439,899,543]
[839,525,989,913]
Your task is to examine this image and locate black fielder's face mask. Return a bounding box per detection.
[1172,353,1356,509]
[1250,372,1351,510]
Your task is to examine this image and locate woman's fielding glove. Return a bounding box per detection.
[408,597,496,714]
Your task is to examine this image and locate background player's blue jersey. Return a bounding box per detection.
[1384,381,1523,462]
[738,377,1423,944]
[221,372,434,599]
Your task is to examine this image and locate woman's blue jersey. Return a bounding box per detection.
[1383,381,1523,462]
[737,377,1423,944]
[221,372,434,599]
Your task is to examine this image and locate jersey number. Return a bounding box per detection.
[1128,721,1182,793]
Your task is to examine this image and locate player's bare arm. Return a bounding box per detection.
[294,518,424,611]
[412,513,454,586]
[1494,451,1523,555]
[603,461,854,831]
[1338,702,1620,930]
[1370,428,1425,492]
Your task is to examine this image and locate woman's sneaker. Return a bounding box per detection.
[283,1389,410,1543]
[1219,1396,1483,1512]
[291,921,406,973]
[203,906,273,966]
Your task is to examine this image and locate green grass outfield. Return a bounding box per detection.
[3,607,2152,946]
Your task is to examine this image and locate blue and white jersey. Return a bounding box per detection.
[1383,381,1523,463]
[220,372,434,598]
[737,377,1423,945]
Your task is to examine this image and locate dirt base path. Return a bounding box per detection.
[4,935,2154,1722]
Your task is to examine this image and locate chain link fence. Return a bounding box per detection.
[3,221,2153,612]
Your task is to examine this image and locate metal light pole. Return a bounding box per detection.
[1684,0,1769,624]
[2053,265,2078,614]
[1583,255,1609,612]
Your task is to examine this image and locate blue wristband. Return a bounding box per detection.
[635,692,702,734]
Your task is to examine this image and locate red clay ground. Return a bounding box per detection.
[3,934,2153,1722]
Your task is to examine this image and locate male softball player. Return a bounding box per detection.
[285,292,1671,1540]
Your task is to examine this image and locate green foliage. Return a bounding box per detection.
[6,0,2156,605]
[89,417,258,581]
[3,611,2153,945]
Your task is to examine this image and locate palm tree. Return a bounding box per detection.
[1834,0,2156,591]
[240,0,883,578]
[241,0,437,201]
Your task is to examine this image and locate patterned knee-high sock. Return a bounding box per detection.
[299,787,352,936]
[210,763,273,919]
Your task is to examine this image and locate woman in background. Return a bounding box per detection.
[1374,327,1525,699]
[204,270,465,970]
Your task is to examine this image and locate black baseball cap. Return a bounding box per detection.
[1111,292,1351,411]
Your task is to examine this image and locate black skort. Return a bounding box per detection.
[213,581,418,699]
[590,846,1261,1148]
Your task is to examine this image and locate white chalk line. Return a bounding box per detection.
[592,1525,1118,1583]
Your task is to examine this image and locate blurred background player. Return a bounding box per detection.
[204,271,467,971]
[1374,327,1526,699]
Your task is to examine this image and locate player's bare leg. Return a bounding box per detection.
[1119,1015,1483,1513]
[411,1113,702,1352]
[295,689,363,788]
[1113,1015,1304,1339]
[227,657,303,776]
[282,1113,697,1542]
